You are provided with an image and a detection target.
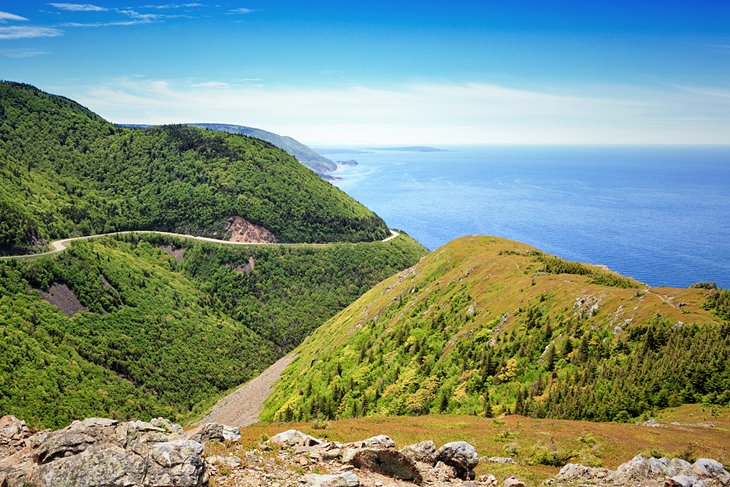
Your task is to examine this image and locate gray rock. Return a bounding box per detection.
[617,455,687,480]
[189,423,240,443]
[692,458,727,477]
[478,473,498,486]
[150,417,184,436]
[0,416,31,445]
[556,463,613,482]
[267,429,323,448]
[350,448,423,485]
[302,472,360,487]
[146,439,206,486]
[668,475,702,487]
[347,435,395,449]
[39,444,146,487]
[503,477,526,487]
[400,440,436,465]
[433,461,456,481]
[435,441,479,480]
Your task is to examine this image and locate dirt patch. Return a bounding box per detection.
[226,216,276,244]
[235,256,256,275]
[37,283,87,317]
[160,245,186,262]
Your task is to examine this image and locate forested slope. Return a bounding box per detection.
[264,236,729,423]
[0,82,388,255]
[0,232,426,428]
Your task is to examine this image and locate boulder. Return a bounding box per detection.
[145,440,206,486]
[401,440,436,465]
[504,477,527,487]
[617,455,692,481]
[346,434,395,449]
[350,448,423,484]
[302,472,360,487]
[188,423,240,443]
[692,458,727,478]
[435,441,479,480]
[267,429,323,448]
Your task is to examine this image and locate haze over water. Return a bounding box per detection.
[331,146,730,288]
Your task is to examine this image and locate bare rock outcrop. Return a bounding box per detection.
[0,415,207,487]
[552,454,730,486]
[226,216,276,243]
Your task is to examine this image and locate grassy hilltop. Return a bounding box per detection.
[265,235,729,423]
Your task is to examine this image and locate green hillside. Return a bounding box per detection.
[264,235,730,423]
[0,232,426,429]
[0,82,388,255]
[191,123,337,175]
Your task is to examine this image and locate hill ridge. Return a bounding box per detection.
[263,235,729,424]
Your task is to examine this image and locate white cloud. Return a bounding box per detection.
[140,3,205,8]
[192,81,229,88]
[671,84,730,100]
[62,77,713,145]
[0,48,49,58]
[229,7,254,14]
[0,11,28,22]
[0,26,63,39]
[48,3,108,11]
[118,9,161,21]
[62,9,168,27]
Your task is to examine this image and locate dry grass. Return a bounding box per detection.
[236,404,730,484]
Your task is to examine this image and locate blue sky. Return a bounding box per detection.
[1,1,729,144]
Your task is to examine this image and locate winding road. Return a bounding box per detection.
[0,229,400,260]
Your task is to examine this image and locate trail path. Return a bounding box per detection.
[0,229,400,260]
[194,353,296,427]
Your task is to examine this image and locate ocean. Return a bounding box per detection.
[327,146,730,288]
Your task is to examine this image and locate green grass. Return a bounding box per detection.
[232,404,730,485]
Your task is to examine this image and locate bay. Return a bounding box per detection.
[329,145,730,288]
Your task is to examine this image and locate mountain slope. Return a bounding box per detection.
[264,235,729,423]
[191,123,337,175]
[0,232,426,428]
[0,82,387,255]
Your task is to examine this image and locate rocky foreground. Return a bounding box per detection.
[1,415,728,487]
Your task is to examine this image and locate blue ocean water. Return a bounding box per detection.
[329,146,730,288]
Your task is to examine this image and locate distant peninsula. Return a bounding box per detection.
[368,146,448,152]
[316,148,371,155]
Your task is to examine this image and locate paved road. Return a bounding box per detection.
[1,229,400,260]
